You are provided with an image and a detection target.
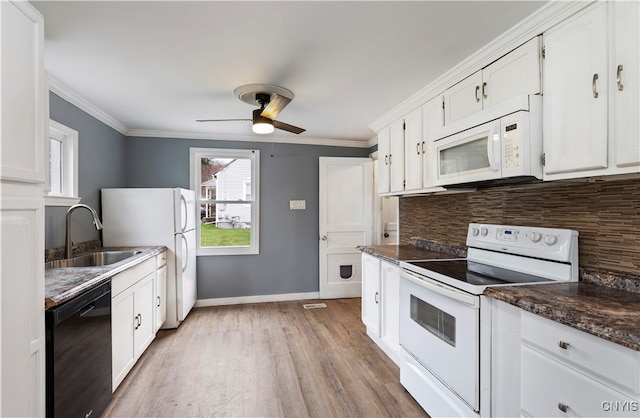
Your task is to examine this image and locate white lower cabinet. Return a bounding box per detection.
[111,257,157,391]
[154,251,167,332]
[361,253,400,365]
[490,299,640,417]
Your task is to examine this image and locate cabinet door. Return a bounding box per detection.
[444,71,483,125]
[403,108,423,191]
[134,274,155,357]
[543,3,608,177]
[361,254,381,337]
[483,36,541,108]
[377,126,391,194]
[0,1,46,184]
[389,119,405,193]
[154,265,167,332]
[112,290,135,390]
[422,96,444,188]
[380,261,400,362]
[612,0,640,169]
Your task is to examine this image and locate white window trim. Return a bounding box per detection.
[189,147,260,256]
[45,120,80,207]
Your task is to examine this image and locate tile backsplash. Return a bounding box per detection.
[400,178,640,274]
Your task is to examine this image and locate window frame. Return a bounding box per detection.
[45,120,80,207]
[189,147,260,256]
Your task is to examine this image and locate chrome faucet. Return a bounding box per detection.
[65,204,104,259]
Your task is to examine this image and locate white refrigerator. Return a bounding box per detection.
[101,188,197,329]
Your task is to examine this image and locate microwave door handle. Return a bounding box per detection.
[487,123,501,171]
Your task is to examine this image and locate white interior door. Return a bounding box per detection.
[319,157,373,298]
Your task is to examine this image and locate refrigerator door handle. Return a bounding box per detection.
[180,194,188,233]
[181,234,188,273]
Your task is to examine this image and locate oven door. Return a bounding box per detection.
[400,269,480,411]
[433,119,501,186]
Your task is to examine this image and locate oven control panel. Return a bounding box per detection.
[467,223,579,263]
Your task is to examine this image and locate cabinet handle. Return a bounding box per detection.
[416,143,421,155]
[482,82,488,99]
[134,314,140,330]
[617,65,624,91]
[421,141,425,154]
[558,403,570,413]
[157,296,161,308]
[558,340,570,349]
[592,73,599,98]
[475,85,480,102]
[139,313,142,327]
[388,154,392,165]
[384,155,388,166]
[374,291,379,304]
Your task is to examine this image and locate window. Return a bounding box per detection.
[190,148,260,255]
[45,120,80,206]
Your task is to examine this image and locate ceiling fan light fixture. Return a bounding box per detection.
[252,110,274,134]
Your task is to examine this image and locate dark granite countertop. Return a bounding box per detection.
[359,240,640,352]
[485,282,640,351]
[45,246,166,309]
[358,238,467,264]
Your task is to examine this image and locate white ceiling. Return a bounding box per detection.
[32,1,547,146]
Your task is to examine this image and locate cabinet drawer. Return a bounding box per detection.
[521,311,640,394]
[111,257,155,297]
[156,251,167,269]
[522,347,638,417]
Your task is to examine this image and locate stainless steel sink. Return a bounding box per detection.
[46,250,142,269]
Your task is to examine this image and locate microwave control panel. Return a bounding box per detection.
[502,122,521,169]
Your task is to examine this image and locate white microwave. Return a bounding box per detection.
[432,95,542,187]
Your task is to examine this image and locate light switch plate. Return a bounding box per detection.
[289,200,306,210]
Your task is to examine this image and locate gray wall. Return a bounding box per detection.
[125,137,369,298]
[46,93,128,248]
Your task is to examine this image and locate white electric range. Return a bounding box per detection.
[398,223,579,418]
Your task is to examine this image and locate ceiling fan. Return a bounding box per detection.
[197,84,305,135]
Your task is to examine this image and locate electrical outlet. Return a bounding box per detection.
[289,200,306,210]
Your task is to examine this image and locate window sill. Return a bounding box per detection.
[197,247,259,256]
[45,195,81,207]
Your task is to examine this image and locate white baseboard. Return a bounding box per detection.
[195,291,321,307]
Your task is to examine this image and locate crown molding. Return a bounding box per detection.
[49,75,370,148]
[369,0,593,132]
[48,75,129,135]
[126,129,371,149]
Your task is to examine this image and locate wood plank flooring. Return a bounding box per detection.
[103,298,428,417]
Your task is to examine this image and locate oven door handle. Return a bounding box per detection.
[402,270,480,308]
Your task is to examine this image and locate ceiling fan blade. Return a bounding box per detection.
[196,118,251,122]
[260,94,291,120]
[273,120,306,134]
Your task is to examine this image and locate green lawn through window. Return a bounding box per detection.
[200,223,251,247]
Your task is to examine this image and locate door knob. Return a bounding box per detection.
[321,235,327,241]
[383,232,390,238]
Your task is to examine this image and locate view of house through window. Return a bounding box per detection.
[191,148,259,255]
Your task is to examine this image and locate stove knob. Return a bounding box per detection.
[480,227,489,236]
[530,231,542,243]
[544,234,558,246]
[472,227,480,237]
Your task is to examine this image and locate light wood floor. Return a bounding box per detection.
[103,298,428,417]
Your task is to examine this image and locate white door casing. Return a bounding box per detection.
[319,157,373,299]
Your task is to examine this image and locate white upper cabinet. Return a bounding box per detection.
[378,119,405,195]
[444,37,542,126]
[543,3,609,178]
[543,1,639,180]
[403,108,423,192]
[1,0,47,184]
[377,126,391,194]
[612,0,640,169]
[422,96,444,188]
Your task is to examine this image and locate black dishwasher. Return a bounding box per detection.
[46,281,112,418]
